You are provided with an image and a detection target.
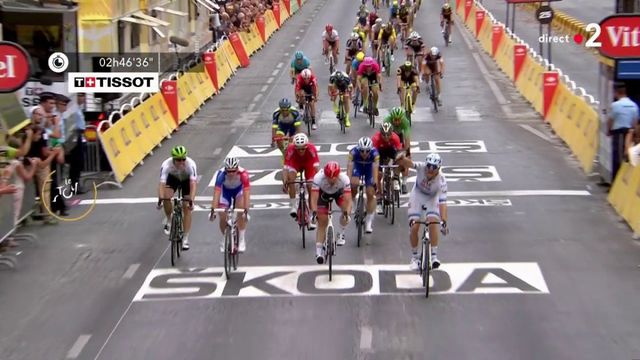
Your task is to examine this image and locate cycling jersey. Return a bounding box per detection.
[214,167,250,208]
[291,57,311,73]
[407,163,447,220]
[383,115,412,139]
[357,61,381,82]
[329,74,352,92]
[348,147,380,186]
[371,24,382,40]
[351,59,362,72]
[284,142,320,180]
[346,38,363,57]
[397,66,418,83]
[312,170,351,195]
[272,107,302,136]
[378,27,396,42]
[295,73,318,94]
[160,157,197,183]
[322,29,339,43]
[372,131,402,151]
[368,13,379,25]
[441,8,452,18]
[423,53,442,72]
[399,6,410,21]
[405,38,424,52]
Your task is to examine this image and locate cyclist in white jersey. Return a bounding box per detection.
[322,23,340,63]
[158,145,198,250]
[397,153,449,270]
[309,161,352,264]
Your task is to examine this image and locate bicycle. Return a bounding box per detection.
[212,206,245,279]
[159,189,189,267]
[412,209,445,298]
[427,73,439,113]
[402,82,414,126]
[366,79,377,128]
[322,202,344,281]
[442,20,452,46]
[302,94,314,135]
[381,43,392,77]
[336,91,347,134]
[353,174,368,247]
[327,50,335,74]
[380,164,400,225]
[287,173,314,249]
[352,84,361,119]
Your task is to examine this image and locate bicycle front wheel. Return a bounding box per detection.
[224,228,232,279]
[232,228,239,270]
[356,193,364,247]
[169,213,181,266]
[299,195,307,248]
[326,226,334,281]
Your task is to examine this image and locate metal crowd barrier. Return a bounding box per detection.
[80,124,121,189]
[0,173,38,270]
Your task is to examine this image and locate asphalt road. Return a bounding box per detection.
[480,0,601,101]
[1,1,639,359]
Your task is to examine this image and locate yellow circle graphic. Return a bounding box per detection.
[41,170,98,222]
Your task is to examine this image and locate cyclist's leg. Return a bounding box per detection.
[331,41,339,60]
[343,86,352,120]
[435,70,442,97]
[180,179,193,237]
[410,81,418,106]
[361,78,370,109]
[372,81,380,113]
[364,167,376,231]
[425,196,442,263]
[399,81,406,104]
[315,192,330,261]
[407,189,424,266]
[284,166,299,209]
[350,169,361,200]
[303,165,317,210]
[162,175,178,219]
[323,38,329,56]
[218,190,232,234]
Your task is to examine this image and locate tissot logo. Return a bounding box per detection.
[133,263,549,301]
[68,72,159,93]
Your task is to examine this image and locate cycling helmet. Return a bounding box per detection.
[334,70,348,80]
[171,145,187,159]
[443,3,450,9]
[430,46,440,56]
[403,61,412,68]
[389,107,405,120]
[356,52,365,62]
[301,68,312,80]
[381,23,388,29]
[362,57,375,67]
[293,133,309,148]
[279,98,291,109]
[410,31,420,39]
[393,0,398,5]
[294,51,304,60]
[324,161,341,178]
[224,157,239,170]
[325,23,333,32]
[351,32,360,40]
[375,18,383,24]
[357,136,373,150]
[380,122,393,135]
[425,153,442,169]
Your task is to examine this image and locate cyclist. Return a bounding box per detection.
[158,145,197,250]
[272,98,302,153]
[290,50,311,84]
[398,1,411,40]
[368,10,379,31]
[295,68,319,130]
[383,107,411,193]
[345,32,364,75]
[322,24,340,64]
[372,122,403,213]
[351,51,366,84]
[310,161,352,263]
[405,31,426,72]
[357,56,383,116]
[356,4,369,28]
[370,17,383,55]
[440,2,453,43]
[328,70,353,128]
[377,22,397,66]
[396,61,419,109]
[347,137,380,234]
[389,0,399,28]
[283,133,320,228]
[396,153,449,270]
[353,24,367,45]
[422,46,445,106]
[210,157,251,253]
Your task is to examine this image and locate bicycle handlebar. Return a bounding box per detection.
[380,164,400,168]
[286,180,314,185]
[212,208,245,214]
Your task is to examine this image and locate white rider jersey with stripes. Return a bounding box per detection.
[159,157,198,182]
[312,170,351,195]
[412,161,447,201]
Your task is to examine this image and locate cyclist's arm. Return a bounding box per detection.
[241,171,251,210]
[440,58,445,74]
[438,178,448,222]
[158,162,170,199]
[372,152,380,186]
[340,174,353,212]
[347,153,354,178]
[212,187,221,209]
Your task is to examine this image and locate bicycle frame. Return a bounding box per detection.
[413,207,444,298]
[160,189,188,266]
[428,74,438,113]
[337,93,346,134]
[213,207,245,279]
[287,175,313,248]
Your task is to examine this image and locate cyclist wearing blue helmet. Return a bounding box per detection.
[272,98,302,154]
[397,152,450,271]
[290,51,311,84]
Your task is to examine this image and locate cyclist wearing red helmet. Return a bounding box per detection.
[310,161,352,264]
[322,23,340,64]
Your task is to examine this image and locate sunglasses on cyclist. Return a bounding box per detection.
[226,169,238,174]
[426,164,439,170]
[174,158,186,162]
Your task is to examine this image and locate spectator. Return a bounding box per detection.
[0,184,17,195]
[6,134,40,225]
[626,122,640,166]
[607,83,639,181]
[64,93,86,192]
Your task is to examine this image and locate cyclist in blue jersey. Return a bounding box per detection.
[347,136,380,234]
[290,50,311,84]
[272,98,302,153]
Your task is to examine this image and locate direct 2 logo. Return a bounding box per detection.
[0,41,31,93]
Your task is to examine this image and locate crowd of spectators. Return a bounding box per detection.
[212,0,274,39]
[0,92,86,252]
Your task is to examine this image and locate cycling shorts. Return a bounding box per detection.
[377,147,398,165]
[276,122,298,137]
[285,162,317,180]
[352,163,376,187]
[220,185,244,208]
[407,189,441,221]
[165,174,191,196]
[317,189,346,215]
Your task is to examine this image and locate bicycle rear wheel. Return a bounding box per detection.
[232,228,239,270]
[387,178,395,225]
[224,228,232,279]
[169,213,181,266]
[356,192,364,247]
[298,194,307,248]
[327,226,334,281]
[368,91,375,128]
[338,97,346,134]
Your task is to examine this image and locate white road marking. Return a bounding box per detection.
[266,77,274,84]
[122,264,140,279]
[276,62,284,69]
[260,85,269,92]
[364,258,374,265]
[253,93,263,102]
[456,106,482,121]
[360,326,373,350]
[295,36,300,40]
[519,124,552,143]
[247,103,256,112]
[471,53,509,105]
[213,148,222,156]
[67,335,91,359]
[77,190,589,206]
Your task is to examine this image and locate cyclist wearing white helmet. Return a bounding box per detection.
[158,145,198,250]
[345,32,364,74]
[404,31,426,74]
[283,133,321,227]
[295,68,319,130]
[422,46,445,106]
[397,152,449,270]
[371,17,384,55]
[328,70,353,128]
[210,157,251,253]
[347,136,380,234]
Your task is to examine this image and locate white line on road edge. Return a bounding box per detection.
[471,52,508,105]
[276,62,284,69]
[266,77,274,84]
[77,190,591,205]
[271,69,280,76]
[519,124,552,143]
[253,93,263,102]
[247,103,256,112]
[260,85,269,92]
[213,148,222,156]
[360,326,373,350]
[122,264,140,279]
[295,36,300,40]
[67,335,91,359]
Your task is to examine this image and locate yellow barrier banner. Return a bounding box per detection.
[265,10,278,39]
[478,16,492,54]
[177,74,197,122]
[238,24,264,55]
[608,162,640,234]
[99,119,145,183]
[147,93,176,136]
[280,2,290,23]
[494,34,515,80]
[191,63,216,103]
[215,47,234,89]
[221,39,241,71]
[515,55,544,113]
[465,2,476,29]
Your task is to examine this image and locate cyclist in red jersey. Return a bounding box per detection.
[372,122,403,213]
[283,133,320,228]
[295,69,319,130]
